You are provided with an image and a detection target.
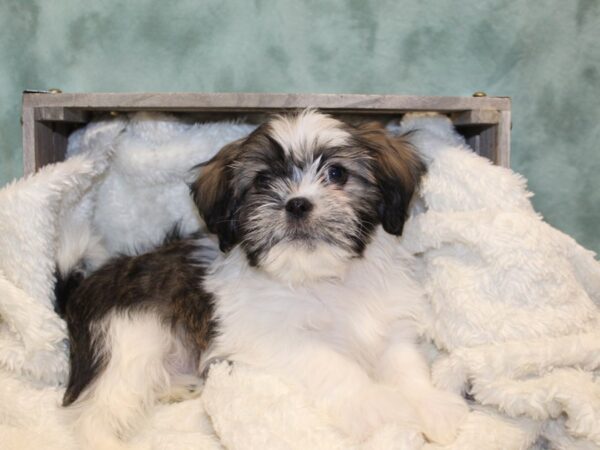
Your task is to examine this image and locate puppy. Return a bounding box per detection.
[59,110,468,448]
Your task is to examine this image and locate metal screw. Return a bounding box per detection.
[472,91,487,97]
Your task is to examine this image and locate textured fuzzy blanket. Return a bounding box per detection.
[0,112,599,450]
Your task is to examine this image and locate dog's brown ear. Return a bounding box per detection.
[357,123,426,236]
[191,139,244,252]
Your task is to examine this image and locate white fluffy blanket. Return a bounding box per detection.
[1,112,599,450]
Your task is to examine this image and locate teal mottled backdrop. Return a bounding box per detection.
[0,0,599,252]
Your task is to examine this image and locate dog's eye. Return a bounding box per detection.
[254,172,270,188]
[326,165,348,185]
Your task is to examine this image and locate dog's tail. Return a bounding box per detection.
[54,268,84,318]
[54,220,108,317]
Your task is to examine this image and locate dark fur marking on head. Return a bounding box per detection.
[191,123,297,252]
[355,122,426,236]
[191,140,245,252]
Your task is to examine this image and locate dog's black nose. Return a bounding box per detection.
[285,197,313,219]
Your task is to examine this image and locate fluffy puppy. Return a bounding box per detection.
[59,110,468,448]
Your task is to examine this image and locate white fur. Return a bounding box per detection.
[260,241,353,283]
[70,312,179,449]
[56,219,109,277]
[269,109,351,160]
[204,228,468,443]
[71,222,465,447]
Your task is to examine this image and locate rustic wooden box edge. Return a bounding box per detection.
[22,92,511,175]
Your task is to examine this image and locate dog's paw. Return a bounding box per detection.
[417,389,469,445]
[201,357,233,379]
[159,374,204,403]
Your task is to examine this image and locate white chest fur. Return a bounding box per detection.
[204,228,426,375]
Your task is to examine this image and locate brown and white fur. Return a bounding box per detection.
[58,110,468,449]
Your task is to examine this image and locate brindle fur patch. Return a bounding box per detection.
[61,236,216,406]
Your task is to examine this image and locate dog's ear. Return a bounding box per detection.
[191,139,244,252]
[357,123,426,236]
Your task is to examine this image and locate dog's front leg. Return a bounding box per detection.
[273,339,420,441]
[374,319,469,445]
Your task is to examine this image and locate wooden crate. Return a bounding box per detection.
[21,92,511,174]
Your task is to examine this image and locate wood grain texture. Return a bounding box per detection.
[21,106,36,176]
[33,122,66,171]
[496,110,512,168]
[450,109,500,126]
[35,107,90,123]
[23,92,511,112]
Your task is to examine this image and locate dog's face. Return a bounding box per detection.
[192,110,425,283]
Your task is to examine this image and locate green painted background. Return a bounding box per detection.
[1,0,599,252]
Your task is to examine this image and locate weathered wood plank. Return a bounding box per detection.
[23,110,70,175]
[496,110,511,168]
[477,126,498,163]
[34,107,90,123]
[33,121,56,172]
[450,109,500,126]
[49,122,70,170]
[21,107,36,176]
[23,92,511,112]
